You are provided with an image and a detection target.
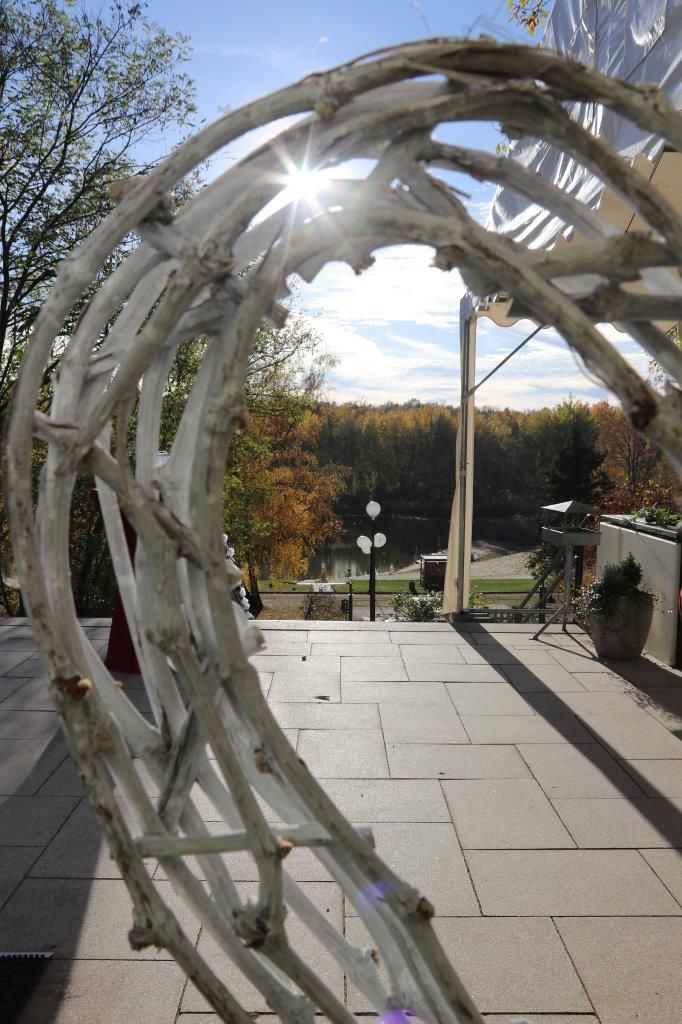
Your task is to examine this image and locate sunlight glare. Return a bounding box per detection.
[282,165,332,205]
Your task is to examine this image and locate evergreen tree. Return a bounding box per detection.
[543,402,613,507]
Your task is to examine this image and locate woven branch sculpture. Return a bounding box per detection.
[5,38,682,1024]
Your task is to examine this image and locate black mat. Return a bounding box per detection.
[0,952,53,1023]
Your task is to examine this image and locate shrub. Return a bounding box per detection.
[631,505,680,528]
[392,591,444,622]
[576,553,650,619]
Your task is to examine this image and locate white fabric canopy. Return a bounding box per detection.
[489,0,682,248]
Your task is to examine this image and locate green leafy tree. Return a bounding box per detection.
[0,0,197,419]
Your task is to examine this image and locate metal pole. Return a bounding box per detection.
[369,524,376,622]
[348,581,353,622]
[562,544,573,631]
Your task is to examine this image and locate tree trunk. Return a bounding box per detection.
[247,564,263,618]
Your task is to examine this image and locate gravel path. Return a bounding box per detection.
[471,549,533,578]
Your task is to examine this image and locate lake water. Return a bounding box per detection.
[306,514,536,580]
[308,515,451,578]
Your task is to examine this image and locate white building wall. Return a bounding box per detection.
[597,521,681,665]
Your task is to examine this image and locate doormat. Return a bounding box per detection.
[0,952,53,1022]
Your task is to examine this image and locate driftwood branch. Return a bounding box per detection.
[5,37,682,1024]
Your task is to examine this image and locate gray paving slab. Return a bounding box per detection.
[298,728,389,777]
[462,647,557,665]
[551,796,682,848]
[269,701,380,729]
[346,916,591,1014]
[346,821,478,917]
[255,628,308,641]
[574,670,644,691]
[0,846,41,908]
[517,743,646,799]
[502,663,588,692]
[576,709,682,758]
[308,629,392,643]
[399,644,466,663]
[0,675,36,701]
[447,683,535,716]
[182,882,343,1013]
[407,664,509,683]
[310,642,396,657]
[0,676,62,711]
[0,878,199,957]
[320,778,450,821]
[525,690,648,718]
[0,637,41,651]
[556,917,682,1024]
[0,708,60,739]
[548,649,612,672]
[624,759,682,797]
[483,1017,598,1023]
[341,678,452,703]
[0,735,69,795]
[36,757,86,796]
[442,779,574,849]
[341,656,408,682]
[389,630,476,645]
[268,673,341,702]
[387,742,531,779]
[252,654,340,673]
[640,848,682,904]
[460,714,594,745]
[634,690,682,732]
[379,701,469,744]
[28,798,143,878]
[466,849,681,915]
[14,960,186,1024]
[0,794,79,845]
[2,654,45,676]
[261,642,311,656]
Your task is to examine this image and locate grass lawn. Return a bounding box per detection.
[258,577,532,595]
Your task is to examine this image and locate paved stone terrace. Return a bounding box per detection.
[1,616,681,1023]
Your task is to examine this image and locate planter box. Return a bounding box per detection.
[597,517,681,667]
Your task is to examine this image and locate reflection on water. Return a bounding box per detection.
[309,515,450,578]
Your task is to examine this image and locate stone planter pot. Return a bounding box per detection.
[588,592,654,660]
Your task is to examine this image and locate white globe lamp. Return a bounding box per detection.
[365,500,381,520]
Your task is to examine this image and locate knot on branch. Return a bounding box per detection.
[91,727,114,753]
[233,407,250,433]
[414,895,435,920]
[233,902,279,949]
[53,674,92,701]
[433,245,463,272]
[128,924,160,950]
[315,79,350,119]
[278,839,294,860]
[108,175,174,224]
[254,746,273,773]
[629,388,658,430]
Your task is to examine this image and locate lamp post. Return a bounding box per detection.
[356,500,387,622]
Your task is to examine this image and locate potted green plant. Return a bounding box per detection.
[577,553,654,659]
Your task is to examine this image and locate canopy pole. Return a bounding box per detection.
[444,294,477,615]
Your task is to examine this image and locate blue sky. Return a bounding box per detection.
[136,0,645,409]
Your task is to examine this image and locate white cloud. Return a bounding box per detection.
[301,245,466,332]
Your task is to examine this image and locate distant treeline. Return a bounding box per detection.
[312,397,677,519]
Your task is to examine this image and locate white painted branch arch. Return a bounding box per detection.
[5,39,682,1024]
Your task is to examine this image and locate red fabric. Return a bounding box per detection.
[101,503,140,675]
